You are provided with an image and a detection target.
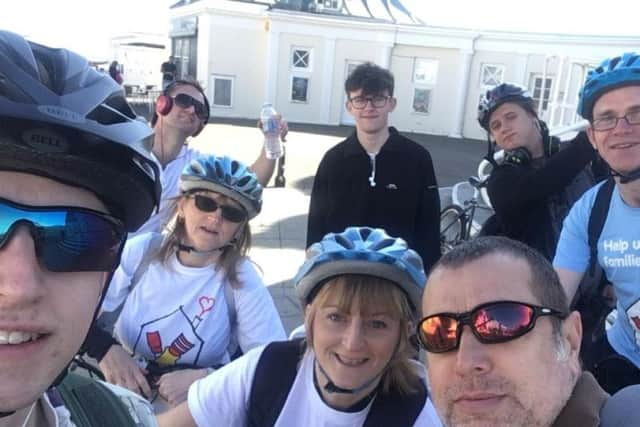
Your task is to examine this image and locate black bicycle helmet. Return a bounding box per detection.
[478,83,535,131]
[0,30,160,231]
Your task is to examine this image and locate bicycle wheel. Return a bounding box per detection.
[440,205,467,253]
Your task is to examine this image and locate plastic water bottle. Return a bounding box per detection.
[260,103,283,159]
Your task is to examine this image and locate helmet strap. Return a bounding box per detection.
[315,335,401,395]
[611,167,640,184]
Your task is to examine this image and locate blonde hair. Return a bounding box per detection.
[304,274,419,395]
[154,194,251,288]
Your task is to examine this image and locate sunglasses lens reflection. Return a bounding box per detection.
[419,303,537,352]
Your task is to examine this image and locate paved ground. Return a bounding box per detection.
[183,118,486,334]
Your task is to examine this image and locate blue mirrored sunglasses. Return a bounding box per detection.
[0,197,126,272]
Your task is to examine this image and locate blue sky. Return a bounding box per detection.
[0,0,638,60]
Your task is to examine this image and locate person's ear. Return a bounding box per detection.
[562,311,582,360]
[345,98,354,115]
[586,126,598,151]
[388,96,397,112]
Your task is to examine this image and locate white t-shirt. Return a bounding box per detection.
[102,233,286,368]
[188,345,443,427]
[130,145,202,239]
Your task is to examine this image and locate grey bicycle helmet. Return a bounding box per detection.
[478,83,535,131]
[294,227,426,311]
[180,155,263,219]
[577,52,640,120]
[0,30,161,231]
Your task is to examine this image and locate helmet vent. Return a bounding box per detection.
[86,95,136,125]
[371,238,395,251]
[335,234,354,249]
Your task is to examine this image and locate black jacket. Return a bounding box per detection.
[306,127,440,271]
[486,132,596,260]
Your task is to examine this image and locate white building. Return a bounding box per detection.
[111,33,170,93]
[168,0,640,140]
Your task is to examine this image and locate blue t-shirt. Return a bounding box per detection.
[554,181,640,367]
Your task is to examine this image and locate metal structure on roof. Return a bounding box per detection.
[273,0,423,24]
[170,0,423,24]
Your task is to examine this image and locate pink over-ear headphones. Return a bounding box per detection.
[155,80,210,137]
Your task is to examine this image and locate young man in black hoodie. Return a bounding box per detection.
[307,63,440,271]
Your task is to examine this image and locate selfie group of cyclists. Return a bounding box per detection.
[1,27,640,427]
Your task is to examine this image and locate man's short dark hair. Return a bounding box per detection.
[345,62,394,97]
[431,236,569,333]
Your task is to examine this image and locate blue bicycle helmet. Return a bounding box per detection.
[0,30,161,232]
[180,155,263,219]
[577,52,640,120]
[294,227,426,311]
[478,83,535,131]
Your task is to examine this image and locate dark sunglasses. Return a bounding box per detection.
[417,300,567,353]
[0,197,126,272]
[189,194,247,223]
[173,93,208,121]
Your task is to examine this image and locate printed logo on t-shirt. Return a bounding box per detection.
[133,295,215,366]
[626,299,640,345]
[601,239,640,268]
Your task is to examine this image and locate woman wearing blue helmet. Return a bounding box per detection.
[158,226,441,427]
[93,155,286,412]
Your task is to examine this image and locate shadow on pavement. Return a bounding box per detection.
[253,213,308,250]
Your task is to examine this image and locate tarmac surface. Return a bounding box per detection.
[188,118,486,334]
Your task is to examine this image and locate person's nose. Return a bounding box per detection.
[454,325,492,377]
[612,115,634,135]
[205,205,223,224]
[342,318,366,351]
[0,225,46,307]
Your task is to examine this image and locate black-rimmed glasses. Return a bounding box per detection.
[348,95,391,110]
[592,110,640,131]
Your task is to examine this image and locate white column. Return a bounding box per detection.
[320,37,336,124]
[449,49,474,139]
[513,53,529,86]
[379,44,393,69]
[196,14,212,92]
[264,24,280,104]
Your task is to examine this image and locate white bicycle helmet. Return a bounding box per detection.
[180,155,263,219]
[0,30,160,231]
[294,227,426,311]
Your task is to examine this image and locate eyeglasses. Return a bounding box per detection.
[417,300,566,353]
[592,110,640,131]
[349,95,391,110]
[0,197,126,272]
[172,93,208,121]
[188,194,247,223]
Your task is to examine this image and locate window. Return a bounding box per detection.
[317,0,341,9]
[412,88,432,114]
[531,76,553,111]
[291,76,309,102]
[414,59,438,85]
[212,75,233,107]
[412,58,438,114]
[292,48,312,71]
[480,64,505,87]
